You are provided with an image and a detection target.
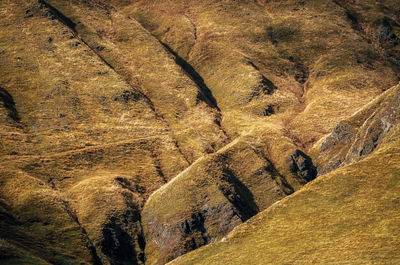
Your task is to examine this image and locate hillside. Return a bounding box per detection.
[0,0,399,264]
[169,84,400,265]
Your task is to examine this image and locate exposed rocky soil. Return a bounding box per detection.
[0,0,399,264]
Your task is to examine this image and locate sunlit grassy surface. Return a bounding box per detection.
[124,0,398,144]
[312,84,400,174]
[0,1,193,263]
[1,0,399,264]
[121,1,400,262]
[170,123,400,265]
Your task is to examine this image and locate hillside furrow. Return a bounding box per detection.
[58,199,103,265]
[40,0,220,164]
[2,0,400,264]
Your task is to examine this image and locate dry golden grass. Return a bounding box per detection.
[0,167,93,264]
[169,122,400,265]
[1,0,399,264]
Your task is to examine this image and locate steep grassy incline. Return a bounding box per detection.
[119,0,400,263]
[123,0,398,145]
[0,0,224,264]
[169,84,400,265]
[1,0,399,264]
[313,84,400,174]
[43,0,229,162]
[142,136,295,264]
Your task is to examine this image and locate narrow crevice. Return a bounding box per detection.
[138,219,147,264]
[183,13,197,58]
[37,0,77,30]
[215,167,259,222]
[159,42,221,112]
[288,56,309,87]
[278,57,309,146]
[254,149,295,195]
[277,55,309,107]
[184,14,197,41]
[157,40,232,144]
[172,140,191,166]
[58,200,103,265]
[246,61,278,103]
[114,178,147,264]
[0,87,20,122]
[37,1,197,164]
[168,135,192,165]
[247,60,260,71]
[148,145,168,184]
[79,38,117,72]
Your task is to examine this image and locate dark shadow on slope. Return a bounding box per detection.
[0,87,20,122]
[289,149,317,182]
[113,178,147,265]
[160,42,221,111]
[217,168,259,221]
[38,0,77,31]
[254,149,295,195]
[101,216,141,265]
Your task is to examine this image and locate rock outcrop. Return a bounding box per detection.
[142,139,296,264]
[0,0,399,264]
[289,150,317,182]
[315,84,400,175]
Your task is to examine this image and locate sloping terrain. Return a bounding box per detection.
[169,85,400,265]
[0,0,399,264]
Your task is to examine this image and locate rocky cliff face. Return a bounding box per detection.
[315,84,400,175]
[0,0,399,264]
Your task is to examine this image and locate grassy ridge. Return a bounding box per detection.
[170,122,400,264]
[0,0,399,264]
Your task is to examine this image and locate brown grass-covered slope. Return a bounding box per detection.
[169,84,400,265]
[0,0,399,264]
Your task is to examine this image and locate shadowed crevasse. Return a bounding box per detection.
[160,42,221,111]
[109,178,148,265]
[0,87,20,122]
[289,150,317,182]
[216,168,259,221]
[60,201,103,265]
[37,0,77,31]
[100,212,146,265]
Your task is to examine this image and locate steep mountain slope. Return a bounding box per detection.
[0,1,216,263]
[169,84,400,265]
[0,0,399,264]
[314,84,400,174]
[122,0,400,263]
